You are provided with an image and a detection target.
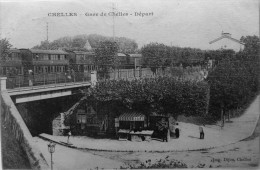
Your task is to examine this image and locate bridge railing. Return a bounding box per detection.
[6,72,91,89]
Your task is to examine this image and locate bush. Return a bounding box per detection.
[120,158,188,169]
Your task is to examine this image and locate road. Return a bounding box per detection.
[34,96,259,169]
[34,137,123,170]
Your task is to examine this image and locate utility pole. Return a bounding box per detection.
[31,18,51,49]
[46,22,49,42]
[112,2,117,74]
[170,42,173,68]
[46,22,49,50]
[112,3,115,42]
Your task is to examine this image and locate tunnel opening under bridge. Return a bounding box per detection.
[15,94,83,137]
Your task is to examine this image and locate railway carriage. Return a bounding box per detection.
[0,47,144,88]
[18,49,70,86]
[0,48,23,76]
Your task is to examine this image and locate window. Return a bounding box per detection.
[33,54,40,60]
[43,54,48,60]
[77,113,86,124]
[11,53,18,60]
[0,68,3,75]
[51,55,58,60]
[60,55,65,60]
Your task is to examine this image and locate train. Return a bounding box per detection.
[0,48,143,88]
[0,48,211,88]
[0,48,143,75]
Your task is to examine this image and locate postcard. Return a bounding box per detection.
[0,0,259,169]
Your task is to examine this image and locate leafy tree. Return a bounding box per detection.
[239,35,259,93]
[71,37,86,50]
[240,35,259,55]
[32,40,49,50]
[142,43,206,71]
[0,38,12,60]
[141,43,169,73]
[32,34,138,53]
[207,58,252,118]
[207,35,259,118]
[95,40,119,76]
[87,77,210,120]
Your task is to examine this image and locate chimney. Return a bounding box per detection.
[222,32,231,37]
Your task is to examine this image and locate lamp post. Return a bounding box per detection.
[48,142,56,170]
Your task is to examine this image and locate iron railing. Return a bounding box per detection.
[6,72,91,89]
[4,66,207,89]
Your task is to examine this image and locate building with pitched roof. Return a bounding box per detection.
[209,32,245,52]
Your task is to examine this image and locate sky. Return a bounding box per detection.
[0,0,259,50]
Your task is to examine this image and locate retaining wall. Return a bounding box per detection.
[1,90,49,170]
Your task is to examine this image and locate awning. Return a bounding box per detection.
[129,130,154,135]
[118,129,130,133]
[119,112,145,121]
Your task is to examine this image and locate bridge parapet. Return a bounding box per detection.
[0,77,7,91]
[5,72,91,90]
[1,91,49,169]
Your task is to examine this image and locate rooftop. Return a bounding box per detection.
[73,51,95,55]
[27,49,69,55]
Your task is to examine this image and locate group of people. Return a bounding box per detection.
[163,122,205,142]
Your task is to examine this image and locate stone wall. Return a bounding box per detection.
[1,91,49,170]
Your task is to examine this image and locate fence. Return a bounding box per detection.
[5,71,91,89]
[97,68,158,81]
[96,66,205,82]
[4,66,205,89]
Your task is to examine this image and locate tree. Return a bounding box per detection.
[32,34,138,53]
[240,35,259,55]
[141,43,169,73]
[71,37,86,50]
[95,40,119,76]
[87,77,210,120]
[32,40,49,50]
[208,58,252,118]
[141,43,206,72]
[207,35,259,119]
[239,35,259,93]
[0,38,12,60]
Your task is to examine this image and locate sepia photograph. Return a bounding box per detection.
[0,0,259,169]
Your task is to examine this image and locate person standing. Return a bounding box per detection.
[67,130,71,144]
[162,128,168,142]
[175,128,180,138]
[173,123,180,139]
[199,126,204,139]
[28,70,33,86]
[71,69,75,82]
